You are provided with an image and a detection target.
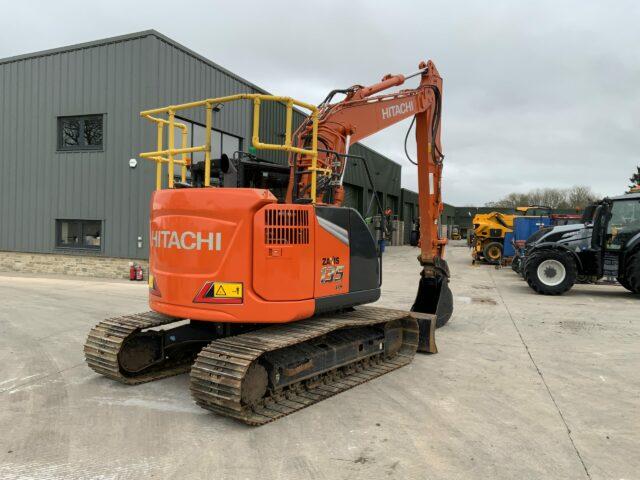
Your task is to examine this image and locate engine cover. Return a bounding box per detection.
[148,188,379,324]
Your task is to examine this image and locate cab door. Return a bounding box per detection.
[605,198,640,275]
[583,205,608,276]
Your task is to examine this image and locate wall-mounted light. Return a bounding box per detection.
[129,158,138,169]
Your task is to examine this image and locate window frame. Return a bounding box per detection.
[55,219,103,252]
[173,116,243,183]
[57,114,105,152]
[605,199,640,250]
[175,115,243,157]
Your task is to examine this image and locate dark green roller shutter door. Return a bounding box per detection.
[343,183,363,214]
[403,202,414,244]
[387,195,399,215]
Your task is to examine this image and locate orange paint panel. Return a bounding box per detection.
[148,188,314,324]
[253,204,315,301]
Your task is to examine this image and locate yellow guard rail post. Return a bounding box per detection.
[139,94,328,201]
[143,115,190,190]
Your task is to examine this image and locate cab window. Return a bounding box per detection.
[606,199,640,249]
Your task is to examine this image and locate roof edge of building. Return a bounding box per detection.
[0,29,269,95]
[352,142,402,168]
[148,30,268,94]
[0,30,155,65]
[1,30,410,175]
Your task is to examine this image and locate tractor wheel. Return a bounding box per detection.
[623,251,640,294]
[618,276,633,292]
[521,256,531,279]
[524,249,577,295]
[511,256,521,273]
[483,242,503,263]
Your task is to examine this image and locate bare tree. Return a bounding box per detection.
[485,185,599,210]
[62,120,80,146]
[83,118,103,146]
[538,188,566,208]
[567,185,599,209]
[485,192,529,208]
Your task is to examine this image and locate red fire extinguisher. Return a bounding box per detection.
[129,263,136,281]
[136,265,144,281]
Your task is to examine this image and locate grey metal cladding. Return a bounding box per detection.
[0,34,155,259]
[0,30,404,259]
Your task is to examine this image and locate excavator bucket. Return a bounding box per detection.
[411,267,453,351]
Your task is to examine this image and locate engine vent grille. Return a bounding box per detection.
[264,208,310,245]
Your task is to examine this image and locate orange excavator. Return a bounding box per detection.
[84,61,452,425]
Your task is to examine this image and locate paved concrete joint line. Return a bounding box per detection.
[489,269,592,480]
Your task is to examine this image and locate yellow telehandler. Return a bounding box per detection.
[471,206,551,263]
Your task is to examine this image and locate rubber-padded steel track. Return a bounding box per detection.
[190,306,421,425]
[84,311,188,385]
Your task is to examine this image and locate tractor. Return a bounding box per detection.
[524,193,640,295]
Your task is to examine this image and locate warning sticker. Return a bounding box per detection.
[213,282,243,299]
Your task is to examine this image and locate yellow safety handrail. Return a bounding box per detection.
[143,115,190,188]
[140,94,329,201]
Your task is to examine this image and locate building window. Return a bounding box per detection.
[56,220,102,250]
[57,115,104,151]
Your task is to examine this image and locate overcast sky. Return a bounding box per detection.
[1,1,638,205]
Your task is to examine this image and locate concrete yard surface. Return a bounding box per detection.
[0,243,638,479]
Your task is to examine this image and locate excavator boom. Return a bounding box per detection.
[287,60,452,326]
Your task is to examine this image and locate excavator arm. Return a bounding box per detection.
[288,60,453,326]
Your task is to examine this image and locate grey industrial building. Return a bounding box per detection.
[1,30,432,276]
